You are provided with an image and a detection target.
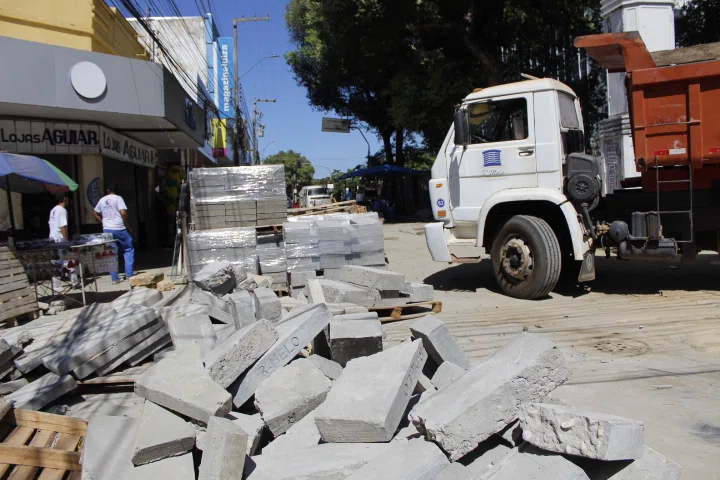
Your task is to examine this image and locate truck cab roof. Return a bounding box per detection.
[464,78,578,103]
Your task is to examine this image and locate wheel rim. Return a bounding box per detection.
[500,237,534,283]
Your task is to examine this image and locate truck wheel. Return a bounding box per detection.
[490,215,561,299]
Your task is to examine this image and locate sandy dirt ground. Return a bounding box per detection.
[381,222,720,479]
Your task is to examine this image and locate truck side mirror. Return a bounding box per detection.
[454,109,469,147]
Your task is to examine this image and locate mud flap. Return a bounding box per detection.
[578,249,596,282]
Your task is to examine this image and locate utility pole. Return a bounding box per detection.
[253,98,276,165]
[232,14,270,166]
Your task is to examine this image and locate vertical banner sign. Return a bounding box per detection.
[211,119,227,158]
[217,37,235,119]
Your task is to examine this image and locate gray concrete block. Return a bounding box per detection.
[198,416,248,480]
[497,420,523,447]
[290,270,316,288]
[135,343,232,424]
[333,312,379,322]
[254,358,332,436]
[213,323,236,342]
[193,261,236,296]
[483,446,589,480]
[573,445,682,480]
[313,279,380,308]
[373,297,410,307]
[122,328,171,368]
[405,283,434,303]
[414,374,436,395]
[253,274,274,289]
[280,296,308,311]
[225,290,256,328]
[325,265,405,291]
[329,318,383,367]
[315,340,427,443]
[203,319,278,389]
[290,290,308,303]
[465,442,513,478]
[227,412,265,456]
[43,306,158,375]
[72,321,165,379]
[111,288,163,310]
[306,279,326,303]
[431,361,466,390]
[409,333,571,461]
[160,303,233,326]
[261,409,321,455]
[0,378,29,395]
[132,400,195,466]
[0,339,14,365]
[307,355,343,380]
[328,303,370,315]
[229,303,333,407]
[7,372,76,410]
[410,315,471,369]
[254,287,282,323]
[435,463,471,480]
[166,313,217,356]
[124,453,195,480]
[0,398,13,420]
[346,437,449,480]
[245,443,390,480]
[152,346,174,363]
[82,415,138,480]
[189,287,237,325]
[519,403,645,460]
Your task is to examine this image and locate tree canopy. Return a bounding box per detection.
[285,0,605,165]
[262,150,315,195]
[676,0,720,47]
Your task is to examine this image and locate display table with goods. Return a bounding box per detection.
[14,234,119,307]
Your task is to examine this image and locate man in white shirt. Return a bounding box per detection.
[48,195,69,242]
[94,184,134,284]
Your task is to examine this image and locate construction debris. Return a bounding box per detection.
[132,400,196,466]
[193,261,236,296]
[431,360,466,390]
[410,314,471,369]
[345,437,449,479]
[198,416,248,480]
[329,317,383,367]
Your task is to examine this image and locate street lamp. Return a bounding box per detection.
[240,54,280,79]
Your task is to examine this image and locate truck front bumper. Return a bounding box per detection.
[425,222,453,263]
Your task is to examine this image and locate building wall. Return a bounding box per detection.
[0,0,148,59]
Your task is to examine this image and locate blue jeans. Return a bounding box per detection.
[104,229,134,282]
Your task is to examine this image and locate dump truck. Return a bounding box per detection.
[425,32,720,299]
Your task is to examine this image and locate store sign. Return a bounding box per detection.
[322,117,351,133]
[216,37,234,118]
[99,127,155,168]
[0,120,100,154]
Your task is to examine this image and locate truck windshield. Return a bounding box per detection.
[468,98,528,144]
[307,188,329,196]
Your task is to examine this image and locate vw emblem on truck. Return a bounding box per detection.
[437,199,445,207]
[483,149,502,167]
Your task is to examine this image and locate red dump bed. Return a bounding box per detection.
[576,33,720,177]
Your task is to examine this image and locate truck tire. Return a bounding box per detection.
[490,215,561,299]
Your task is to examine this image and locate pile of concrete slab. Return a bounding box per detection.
[187,227,259,277]
[256,233,288,289]
[189,165,287,229]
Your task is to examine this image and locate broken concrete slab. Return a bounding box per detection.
[435,463,471,480]
[132,400,196,466]
[519,403,645,460]
[403,283,434,303]
[193,261,236,296]
[305,279,326,303]
[346,437,449,480]
[0,378,29,395]
[198,416,248,480]
[329,318,383,367]
[571,445,682,480]
[111,288,164,310]
[290,270,317,288]
[483,446,589,480]
[0,398,13,419]
[114,328,171,370]
[261,409,321,455]
[409,333,571,461]
[135,344,232,424]
[253,287,282,323]
[307,355,343,380]
[7,372,76,410]
[229,303,333,407]
[254,358,332,436]
[325,265,405,291]
[160,303,232,326]
[245,443,390,480]
[410,315,471,369]
[213,323,236,342]
[166,313,218,356]
[203,319,278,389]
[310,279,380,308]
[0,339,14,365]
[315,340,427,443]
[497,420,523,447]
[414,374,436,395]
[227,412,265,456]
[464,442,513,478]
[124,453,195,480]
[82,415,138,480]
[225,290,256,328]
[189,287,237,325]
[431,361,466,390]
[333,312,380,322]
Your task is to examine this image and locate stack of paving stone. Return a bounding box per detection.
[187,227,259,277]
[189,165,287,229]
[256,233,288,289]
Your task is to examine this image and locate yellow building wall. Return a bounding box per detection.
[0,0,149,59]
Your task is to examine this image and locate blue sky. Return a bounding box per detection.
[174,0,382,178]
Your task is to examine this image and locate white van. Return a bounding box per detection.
[299,185,332,208]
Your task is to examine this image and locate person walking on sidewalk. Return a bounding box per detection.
[93,185,134,284]
[48,194,69,242]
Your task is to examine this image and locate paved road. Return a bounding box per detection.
[382,221,720,478]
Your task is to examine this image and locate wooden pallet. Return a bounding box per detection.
[0,247,38,327]
[0,409,86,479]
[369,300,442,323]
[287,200,359,217]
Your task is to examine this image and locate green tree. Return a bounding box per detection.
[263,150,315,195]
[676,0,720,46]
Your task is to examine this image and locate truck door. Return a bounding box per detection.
[447,94,537,222]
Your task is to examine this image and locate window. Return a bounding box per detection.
[306,187,329,196]
[468,98,528,144]
[558,93,580,129]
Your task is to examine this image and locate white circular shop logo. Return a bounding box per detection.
[70,62,107,100]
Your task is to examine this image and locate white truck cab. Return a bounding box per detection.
[425,78,595,299]
[299,185,332,208]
